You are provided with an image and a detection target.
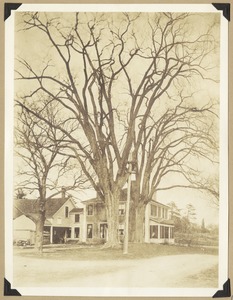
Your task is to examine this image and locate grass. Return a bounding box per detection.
[186,264,218,287]
[14,242,218,261]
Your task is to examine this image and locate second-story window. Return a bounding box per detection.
[65,206,69,218]
[158,207,161,218]
[151,205,157,217]
[87,204,93,215]
[75,214,80,223]
[119,204,125,215]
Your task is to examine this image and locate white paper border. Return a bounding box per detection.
[5,3,228,297]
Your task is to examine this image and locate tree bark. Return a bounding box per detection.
[104,190,121,248]
[134,202,146,243]
[35,211,46,254]
[128,201,136,242]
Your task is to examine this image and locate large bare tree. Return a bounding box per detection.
[15,101,88,252]
[129,93,218,242]
[15,11,219,247]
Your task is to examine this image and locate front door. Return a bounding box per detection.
[53,227,71,243]
[100,223,108,240]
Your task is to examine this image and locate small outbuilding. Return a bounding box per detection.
[13,193,85,245]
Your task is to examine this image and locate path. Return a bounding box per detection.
[13,254,218,288]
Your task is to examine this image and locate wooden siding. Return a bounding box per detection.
[52,198,76,227]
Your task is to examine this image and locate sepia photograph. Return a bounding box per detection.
[4,3,229,297]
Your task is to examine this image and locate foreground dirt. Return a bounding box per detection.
[13,253,218,288]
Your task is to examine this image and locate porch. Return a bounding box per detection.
[149,223,174,244]
[44,226,81,244]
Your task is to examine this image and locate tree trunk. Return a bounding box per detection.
[35,212,45,254]
[128,182,146,243]
[129,201,136,242]
[104,190,120,248]
[134,203,146,243]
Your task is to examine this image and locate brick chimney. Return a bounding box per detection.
[61,187,66,199]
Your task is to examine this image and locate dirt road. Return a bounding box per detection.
[13,254,218,288]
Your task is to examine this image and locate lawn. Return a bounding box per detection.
[14,242,218,261]
[186,264,218,287]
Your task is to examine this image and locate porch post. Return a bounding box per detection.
[82,208,87,242]
[71,226,75,239]
[50,226,53,244]
[158,224,160,241]
[144,204,150,243]
[106,226,108,242]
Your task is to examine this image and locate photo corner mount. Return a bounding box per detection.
[213,278,231,298]
[4,3,22,21]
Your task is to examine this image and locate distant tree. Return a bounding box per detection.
[168,202,196,234]
[207,224,218,235]
[201,218,206,233]
[166,201,182,231]
[181,174,219,207]
[16,188,26,199]
[168,201,181,220]
[185,203,197,223]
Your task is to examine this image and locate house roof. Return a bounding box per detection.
[13,197,71,219]
[45,219,52,226]
[82,197,100,204]
[150,199,170,209]
[82,187,169,208]
[150,216,174,226]
[70,208,84,214]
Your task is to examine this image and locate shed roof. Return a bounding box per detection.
[150,216,174,226]
[150,199,171,209]
[13,197,72,219]
[70,208,84,213]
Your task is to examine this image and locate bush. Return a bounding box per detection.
[86,238,106,245]
[66,239,80,244]
[175,232,218,247]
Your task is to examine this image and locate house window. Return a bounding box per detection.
[118,229,124,236]
[100,224,108,239]
[87,204,94,215]
[150,225,158,238]
[118,224,124,236]
[66,228,71,238]
[158,207,161,218]
[170,227,174,239]
[87,224,93,238]
[160,226,165,238]
[165,227,169,239]
[65,206,69,218]
[164,209,168,219]
[162,208,165,218]
[75,214,80,223]
[75,227,80,238]
[151,205,157,217]
[119,204,125,215]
